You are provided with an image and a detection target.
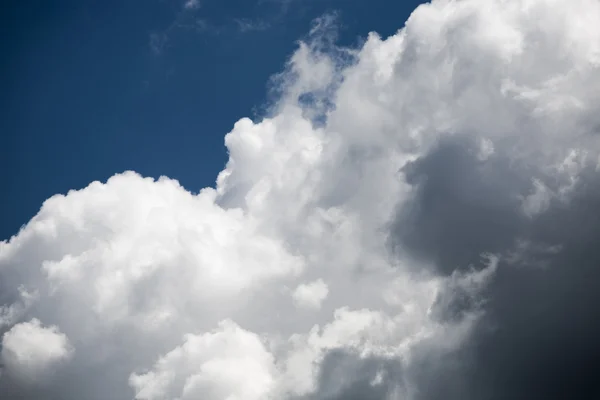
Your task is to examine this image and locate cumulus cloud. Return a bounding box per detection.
[130,320,277,400]
[3,0,600,399]
[1,319,73,383]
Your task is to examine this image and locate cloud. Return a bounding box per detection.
[3,0,600,399]
[130,320,277,400]
[149,32,169,55]
[148,1,207,56]
[149,0,277,56]
[234,18,271,33]
[406,171,600,400]
[183,0,200,10]
[292,279,329,309]
[1,319,73,383]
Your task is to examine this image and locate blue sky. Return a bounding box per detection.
[2,0,423,239]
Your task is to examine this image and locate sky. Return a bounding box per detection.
[2,0,600,399]
[1,0,420,240]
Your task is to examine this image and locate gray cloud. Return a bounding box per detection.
[391,135,532,275]
[308,139,600,400]
[415,170,600,400]
[303,350,402,400]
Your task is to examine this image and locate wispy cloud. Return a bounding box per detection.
[183,0,200,10]
[149,32,169,56]
[148,0,206,56]
[149,0,279,55]
[234,18,271,33]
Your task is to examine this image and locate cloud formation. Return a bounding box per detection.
[1,319,73,383]
[3,0,600,399]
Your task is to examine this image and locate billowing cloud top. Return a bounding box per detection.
[2,0,600,399]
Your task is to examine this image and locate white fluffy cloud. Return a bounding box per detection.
[130,320,277,400]
[1,319,73,382]
[2,0,600,399]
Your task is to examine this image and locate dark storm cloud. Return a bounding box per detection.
[308,134,600,400]
[400,138,600,399]
[391,135,532,275]
[417,169,600,400]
